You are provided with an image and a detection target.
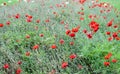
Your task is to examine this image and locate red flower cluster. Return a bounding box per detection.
[104,53,117,66]
[66,26,80,38]
[26,14,33,22]
[104,53,112,60]
[89,21,99,33]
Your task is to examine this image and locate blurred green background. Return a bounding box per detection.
[0,0,120,9]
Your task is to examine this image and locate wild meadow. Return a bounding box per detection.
[0,0,120,74]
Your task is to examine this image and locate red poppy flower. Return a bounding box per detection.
[108,37,113,41]
[107,19,113,27]
[106,31,111,35]
[104,62,110,66]
[66,29,71,35]
[32,44,39,50]
[6,21,11,25]
[39,34,44,37]
[70,41,74,45]
[87,33,92,39]
[72,27,79,33]
[112,32,118,38]
[83,29,87,33]
[16,68,22,74]
[28,15,33,19]
[51,44,57,49]
[25,35,30,39]
[15,14,20,19]
[59,39,65,44]
[26,18,32,22]
[69,32,75,37]
[36,19,40,23]
[60,20,64,24]
[80,17,84,21]
[61,62,68,69]
[0,23,4,27]
[108,53,112,57]
[115,37,120,41]
[25,51,30,56]
[104,55,110,60]
[113,25,118,28]
[79,0,86,4]
[3,63,9,69]
[69,54,77,59]
[17,61,22,65]
[45,19,50,23]
[112,59,117,63]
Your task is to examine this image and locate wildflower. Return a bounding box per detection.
[25,51,30,56]
[112,59,117,63]
[104,62,110,66]
[51,44,57,49]
[16,68,22,74]
[70,41,74,45]
[32,44,39,50]
[45,19,50,23]
[59,39,65,44]
[26,18,32,22]
[69,32,76,37]
[25,35,30,39]
[87,33,92,39]
[79,0,86,4]
[112,32,118,38]
[69,54,77,59]
[6,21,11,25]
[61,62,68,69]
[72,27,79,33]
[15,14,20,19]
[107,19,113,27]
[83,29,87,33]
[113,25,118,28]
[17,61,22,65]
[108,37,113,41]
[3,63,9,69]
[36,19,40,23]
[104,55,110,60]
[39,34,44,37]
[66,29,71,35]
[0,23,4,27]
[106,31,111,35]
[60,20,64,24]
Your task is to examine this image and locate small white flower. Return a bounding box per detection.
[31,1,34,3]
[65,2,69,5]
[8,0,12,3]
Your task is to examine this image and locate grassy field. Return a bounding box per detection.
[101,0,120,9]
[0,0,120,74]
